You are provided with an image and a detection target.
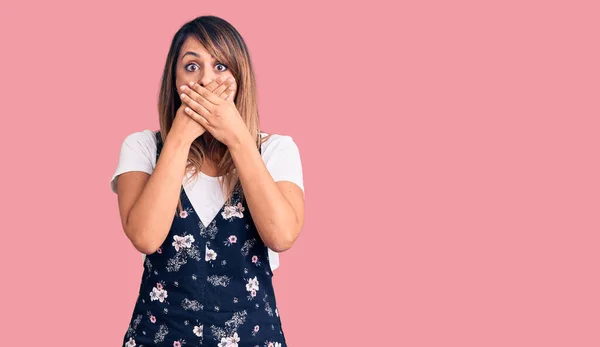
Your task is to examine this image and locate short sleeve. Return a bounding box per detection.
[261,134,304,193]
[109,130,158,193]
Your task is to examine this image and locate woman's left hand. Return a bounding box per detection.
[179,78,250,148]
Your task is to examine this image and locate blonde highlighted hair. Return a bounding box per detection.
[157,15,264,212]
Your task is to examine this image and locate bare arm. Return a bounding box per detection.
[116,131,193,254]
[229,135,305,252]
[176,80,305,252]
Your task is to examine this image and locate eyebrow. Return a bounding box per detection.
[181,51,214,61]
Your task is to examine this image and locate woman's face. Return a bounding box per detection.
[175,37,236,99]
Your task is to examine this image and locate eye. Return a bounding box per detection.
[216,63,228,72]
[185,63,199,72]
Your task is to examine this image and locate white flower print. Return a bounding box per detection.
[150,284,168,303]
[211,311,247,343]
[241,239,256,256]
[221,202,245,220]
[246,276,259,292]
[264,301,273,317]
[199,219,218,239]
[181,298,202,312]
[154,324,169,343]
[193,324,203,337]
[166,234,201,272]
[218,332,240,347]
[246,276,259,300]
[205,246,217,261]
[172,234,195,252]
[207,275,231,287]
[125,337,136,347]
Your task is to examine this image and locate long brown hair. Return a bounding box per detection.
[157,16,262,212]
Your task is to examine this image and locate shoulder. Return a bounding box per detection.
[259,132,304,191]
[110,129,159,193]
[260,132,300,156]
[122,129,158,148]
[120,129,159,161]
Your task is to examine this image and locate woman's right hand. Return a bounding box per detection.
[170,103,207,145]
[169,76,236,145]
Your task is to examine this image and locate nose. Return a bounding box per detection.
[198,71,217,87]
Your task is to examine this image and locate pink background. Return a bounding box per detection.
[1,1,599,346]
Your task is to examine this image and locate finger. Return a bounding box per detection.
[204,75,228,93]
[184,106,210,127]
[180,85,214,113]
[213,77,235,99]
[180,91,212,121]
[224,83,236,102]
[188,81,221,105]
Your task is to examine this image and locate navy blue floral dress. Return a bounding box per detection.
[121,131,287,347]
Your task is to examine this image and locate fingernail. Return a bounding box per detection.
[188,81,195,87]
[180,85,185,90]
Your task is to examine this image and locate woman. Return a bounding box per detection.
[110,15,305,347]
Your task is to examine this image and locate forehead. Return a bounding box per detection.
[179,37,212,59]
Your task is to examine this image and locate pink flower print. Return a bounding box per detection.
[224,235,238,246]
[179,210,188,218]
[157,247,162,254]
[268,343,274,347]
[125,337,136,347]
[150,315,156,323]
[252,255,258,263]
[156,283,163,290]
[254,325,259,332]
[173,341,181,347]
[251,290,257,297]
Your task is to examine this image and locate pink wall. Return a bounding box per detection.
[1,1,598,346]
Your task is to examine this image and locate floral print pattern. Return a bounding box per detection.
[150,283,168,303]
[221,202,245,220]
[121,131,287,346]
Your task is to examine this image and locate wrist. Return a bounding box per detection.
[165,131,193,150]
[228,130,255,154]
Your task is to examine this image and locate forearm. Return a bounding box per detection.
[229,135,300,252]
[126,133,192,254]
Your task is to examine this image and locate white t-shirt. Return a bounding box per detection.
[110,130,304,271]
